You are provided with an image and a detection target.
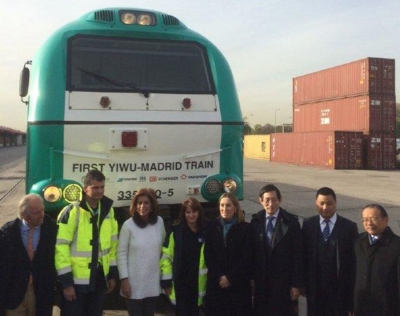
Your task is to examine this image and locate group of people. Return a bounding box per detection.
[0,169,399,316]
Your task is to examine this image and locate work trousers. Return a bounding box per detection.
[60,269,107,316]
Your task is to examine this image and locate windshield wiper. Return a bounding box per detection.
[77,67,149,97]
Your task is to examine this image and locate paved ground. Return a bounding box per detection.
[242,158,400,235]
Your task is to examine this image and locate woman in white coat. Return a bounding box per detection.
[117,188,165,316]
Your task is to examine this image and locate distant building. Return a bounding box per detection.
[0,126,26,147]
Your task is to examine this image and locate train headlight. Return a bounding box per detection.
[120,11,156,25]
[43,186,62,203]
[137,14,153,25]
[121,12,136,24]
[223,178,237,193]
[64,184,82,203]
[30,179,83,214]
[201,174,243,202]
[205,179,222,196]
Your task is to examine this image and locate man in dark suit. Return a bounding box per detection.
[0,194,57,316]
[354,204,400,316]
[302,187,358,316]
[251,184,303,316]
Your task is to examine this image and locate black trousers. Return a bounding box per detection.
[127,296,158,316]
[175,296,200,316]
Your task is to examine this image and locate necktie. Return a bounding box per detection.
[322,220,330,242]
[27,227,35,283]
[266,216,275,245]
[371,235,378,244]
[27,227,35,260]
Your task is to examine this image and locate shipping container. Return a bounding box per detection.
[363,132,396,170]
[270,131,364,169]
[293,95,396,133]
[244,135,271,160]
[293,57,395,105]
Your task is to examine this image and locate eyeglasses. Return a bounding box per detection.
[262,198,279,204]
[361,217,382,224]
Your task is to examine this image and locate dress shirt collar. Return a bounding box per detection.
[319,213,337,225]
[21,219,40,231]
[266,208,280,220]
[21,219,31,231]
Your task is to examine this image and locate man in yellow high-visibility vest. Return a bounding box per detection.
[55,170,119,316]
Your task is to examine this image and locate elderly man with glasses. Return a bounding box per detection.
[354,204,400,316]
[251,184,303,316]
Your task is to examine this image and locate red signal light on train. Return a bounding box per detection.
[121,131,138,148]
[182,98,192,109]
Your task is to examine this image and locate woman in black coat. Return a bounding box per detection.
[204,193,253,316]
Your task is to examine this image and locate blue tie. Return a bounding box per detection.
[322,220,330,242]
[266,216,275,245]
[371,235,378,244]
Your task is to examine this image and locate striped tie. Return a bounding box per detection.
[322,220,330,242]
[27,227,35,283]
[27,227,35,260]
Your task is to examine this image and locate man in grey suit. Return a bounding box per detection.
[302,187,358,316]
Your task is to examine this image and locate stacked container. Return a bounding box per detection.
[271,131,363,169]
[271,57,396,170]
[293,58,395,105]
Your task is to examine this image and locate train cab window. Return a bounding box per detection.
[67,36,214,94]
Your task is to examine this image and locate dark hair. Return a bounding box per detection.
[259,184,282,200]
[83,169,105,187]
[364,203,388,218]
[178,198,204,229]
[219,193,245,223]
[130,188,159,227]
[316,187,336,201]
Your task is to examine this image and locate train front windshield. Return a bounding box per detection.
[68,36,214,94]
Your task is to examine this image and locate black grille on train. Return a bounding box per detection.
[161,14,180,26]
[94,10,114,22]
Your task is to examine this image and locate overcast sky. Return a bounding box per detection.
[1,0,399,131]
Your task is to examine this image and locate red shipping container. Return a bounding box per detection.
[363,132,396,170]
[292,95,396,133]
[293,57,395,105]
[270,131,363,169]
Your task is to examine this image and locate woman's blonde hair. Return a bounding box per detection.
[219,192,245,223]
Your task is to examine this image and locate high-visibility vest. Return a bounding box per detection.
[55,198,118,286]
[160,229,207,306]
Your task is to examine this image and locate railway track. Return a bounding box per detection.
[0,159,26,226]
[0,175,25,203]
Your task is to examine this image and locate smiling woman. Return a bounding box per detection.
[117,188,166,315]
[204,193,253,316]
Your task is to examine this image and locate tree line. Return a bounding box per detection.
[244,108,400,136]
